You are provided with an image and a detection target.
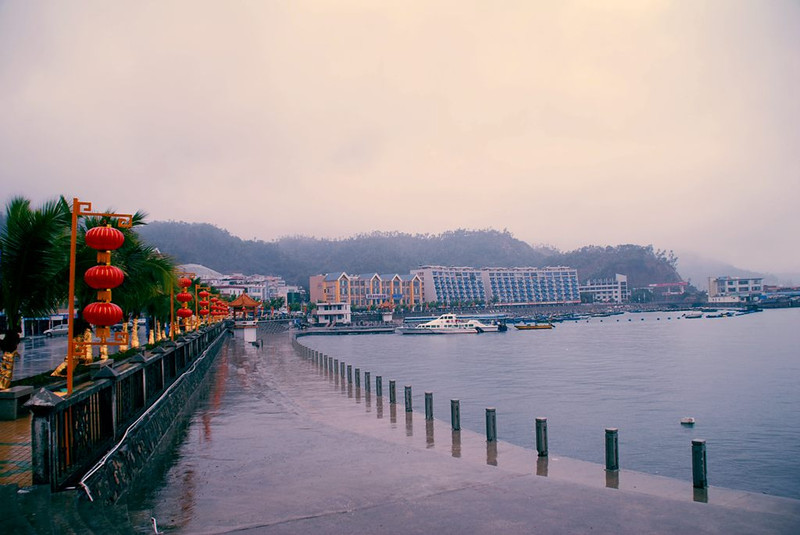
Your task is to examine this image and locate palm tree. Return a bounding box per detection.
[0,197,71,388]
[113,221,175,347]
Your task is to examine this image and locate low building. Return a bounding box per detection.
[579,274,630,303]
[647,281,688,300]
[309,272,422,309]
[314,302,351,326]
[708,276,763,303]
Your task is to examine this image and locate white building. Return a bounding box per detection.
[185,265,290,303]
[579,274,630,303]
[314,302,352,326]
[708,276,763,303]
[411,265,581,306]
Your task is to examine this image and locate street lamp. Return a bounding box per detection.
[65,198,132,395]
[196,285,212,327]
[170,271,195,339]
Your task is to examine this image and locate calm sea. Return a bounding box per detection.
[302,308,800,499]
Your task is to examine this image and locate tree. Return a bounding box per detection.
[0,197,71,387]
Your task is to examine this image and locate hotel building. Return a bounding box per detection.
[579,274,630,303]
[411,266,581,306]
[309,272,423,308]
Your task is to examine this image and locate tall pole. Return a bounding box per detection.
[66,198,79,395]
[170,285,175,340]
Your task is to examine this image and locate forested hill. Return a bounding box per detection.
[136,221,683,288]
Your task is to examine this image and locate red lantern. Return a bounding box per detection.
[83,302,123,326]
[86,226,125,251]
[199,308,209,316]
[84,265,124,289]
[199,300,209,307]
[176,292,192,303]
[177,308,193,318]
[178,277,192,288]
[199,290,210,299]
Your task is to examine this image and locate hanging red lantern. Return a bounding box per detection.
[86,226,125,251]
[199,290,210,299]
[84,265,124,289]
[178,277,192,288]
[83,302,123,326]
[199,300,209,307]
[176,291,193,303]
[199,308,209,316]
[177,308,193,319]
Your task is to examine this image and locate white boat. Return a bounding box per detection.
[397,314,503,334]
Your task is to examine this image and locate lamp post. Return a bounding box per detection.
[65,198,132,395]
[170,271,195,339]
[196,285,212,327]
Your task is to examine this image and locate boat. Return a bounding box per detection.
[515,323,554,330]
[396,313,504,334]
[680,417,696,426]
[683,312,703,319]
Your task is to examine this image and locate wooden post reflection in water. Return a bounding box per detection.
[451,430,462,458]
[486,440,498,466]
[605,469,619,489]
[426,420,434,448]
[536,456,548,477]
[405,411,413,437]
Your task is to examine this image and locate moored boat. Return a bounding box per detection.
[515,323,554,330]
[397,313,504,334]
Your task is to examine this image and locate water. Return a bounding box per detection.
[302,308,800,499]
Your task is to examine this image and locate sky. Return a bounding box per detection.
[1,1,798,274]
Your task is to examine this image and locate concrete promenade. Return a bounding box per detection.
[120,329,800,534]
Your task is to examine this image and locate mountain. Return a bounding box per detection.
[136,221,684,289]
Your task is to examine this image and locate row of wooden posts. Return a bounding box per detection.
[294,341,708,490]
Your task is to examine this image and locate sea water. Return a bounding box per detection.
[302,308,800,498]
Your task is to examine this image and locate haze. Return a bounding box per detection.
[1,1,798,274]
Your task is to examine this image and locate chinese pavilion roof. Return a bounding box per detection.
[229,293,261,308]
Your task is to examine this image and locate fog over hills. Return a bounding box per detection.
[677,251,800,289]
[137,221,686,290]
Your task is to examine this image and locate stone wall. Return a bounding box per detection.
[80,328,228,504]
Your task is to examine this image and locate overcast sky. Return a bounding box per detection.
[1,1,798,273]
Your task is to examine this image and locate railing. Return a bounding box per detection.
[26,322,227,491]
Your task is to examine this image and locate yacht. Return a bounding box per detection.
[397,313,504,334]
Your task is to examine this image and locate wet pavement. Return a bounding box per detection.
[11,327,148,380]
[122,328,800,534]
[12,335,69,380]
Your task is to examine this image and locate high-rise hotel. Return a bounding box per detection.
[411,266,580,306]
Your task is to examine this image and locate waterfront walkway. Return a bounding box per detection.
[120,329,800,534]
